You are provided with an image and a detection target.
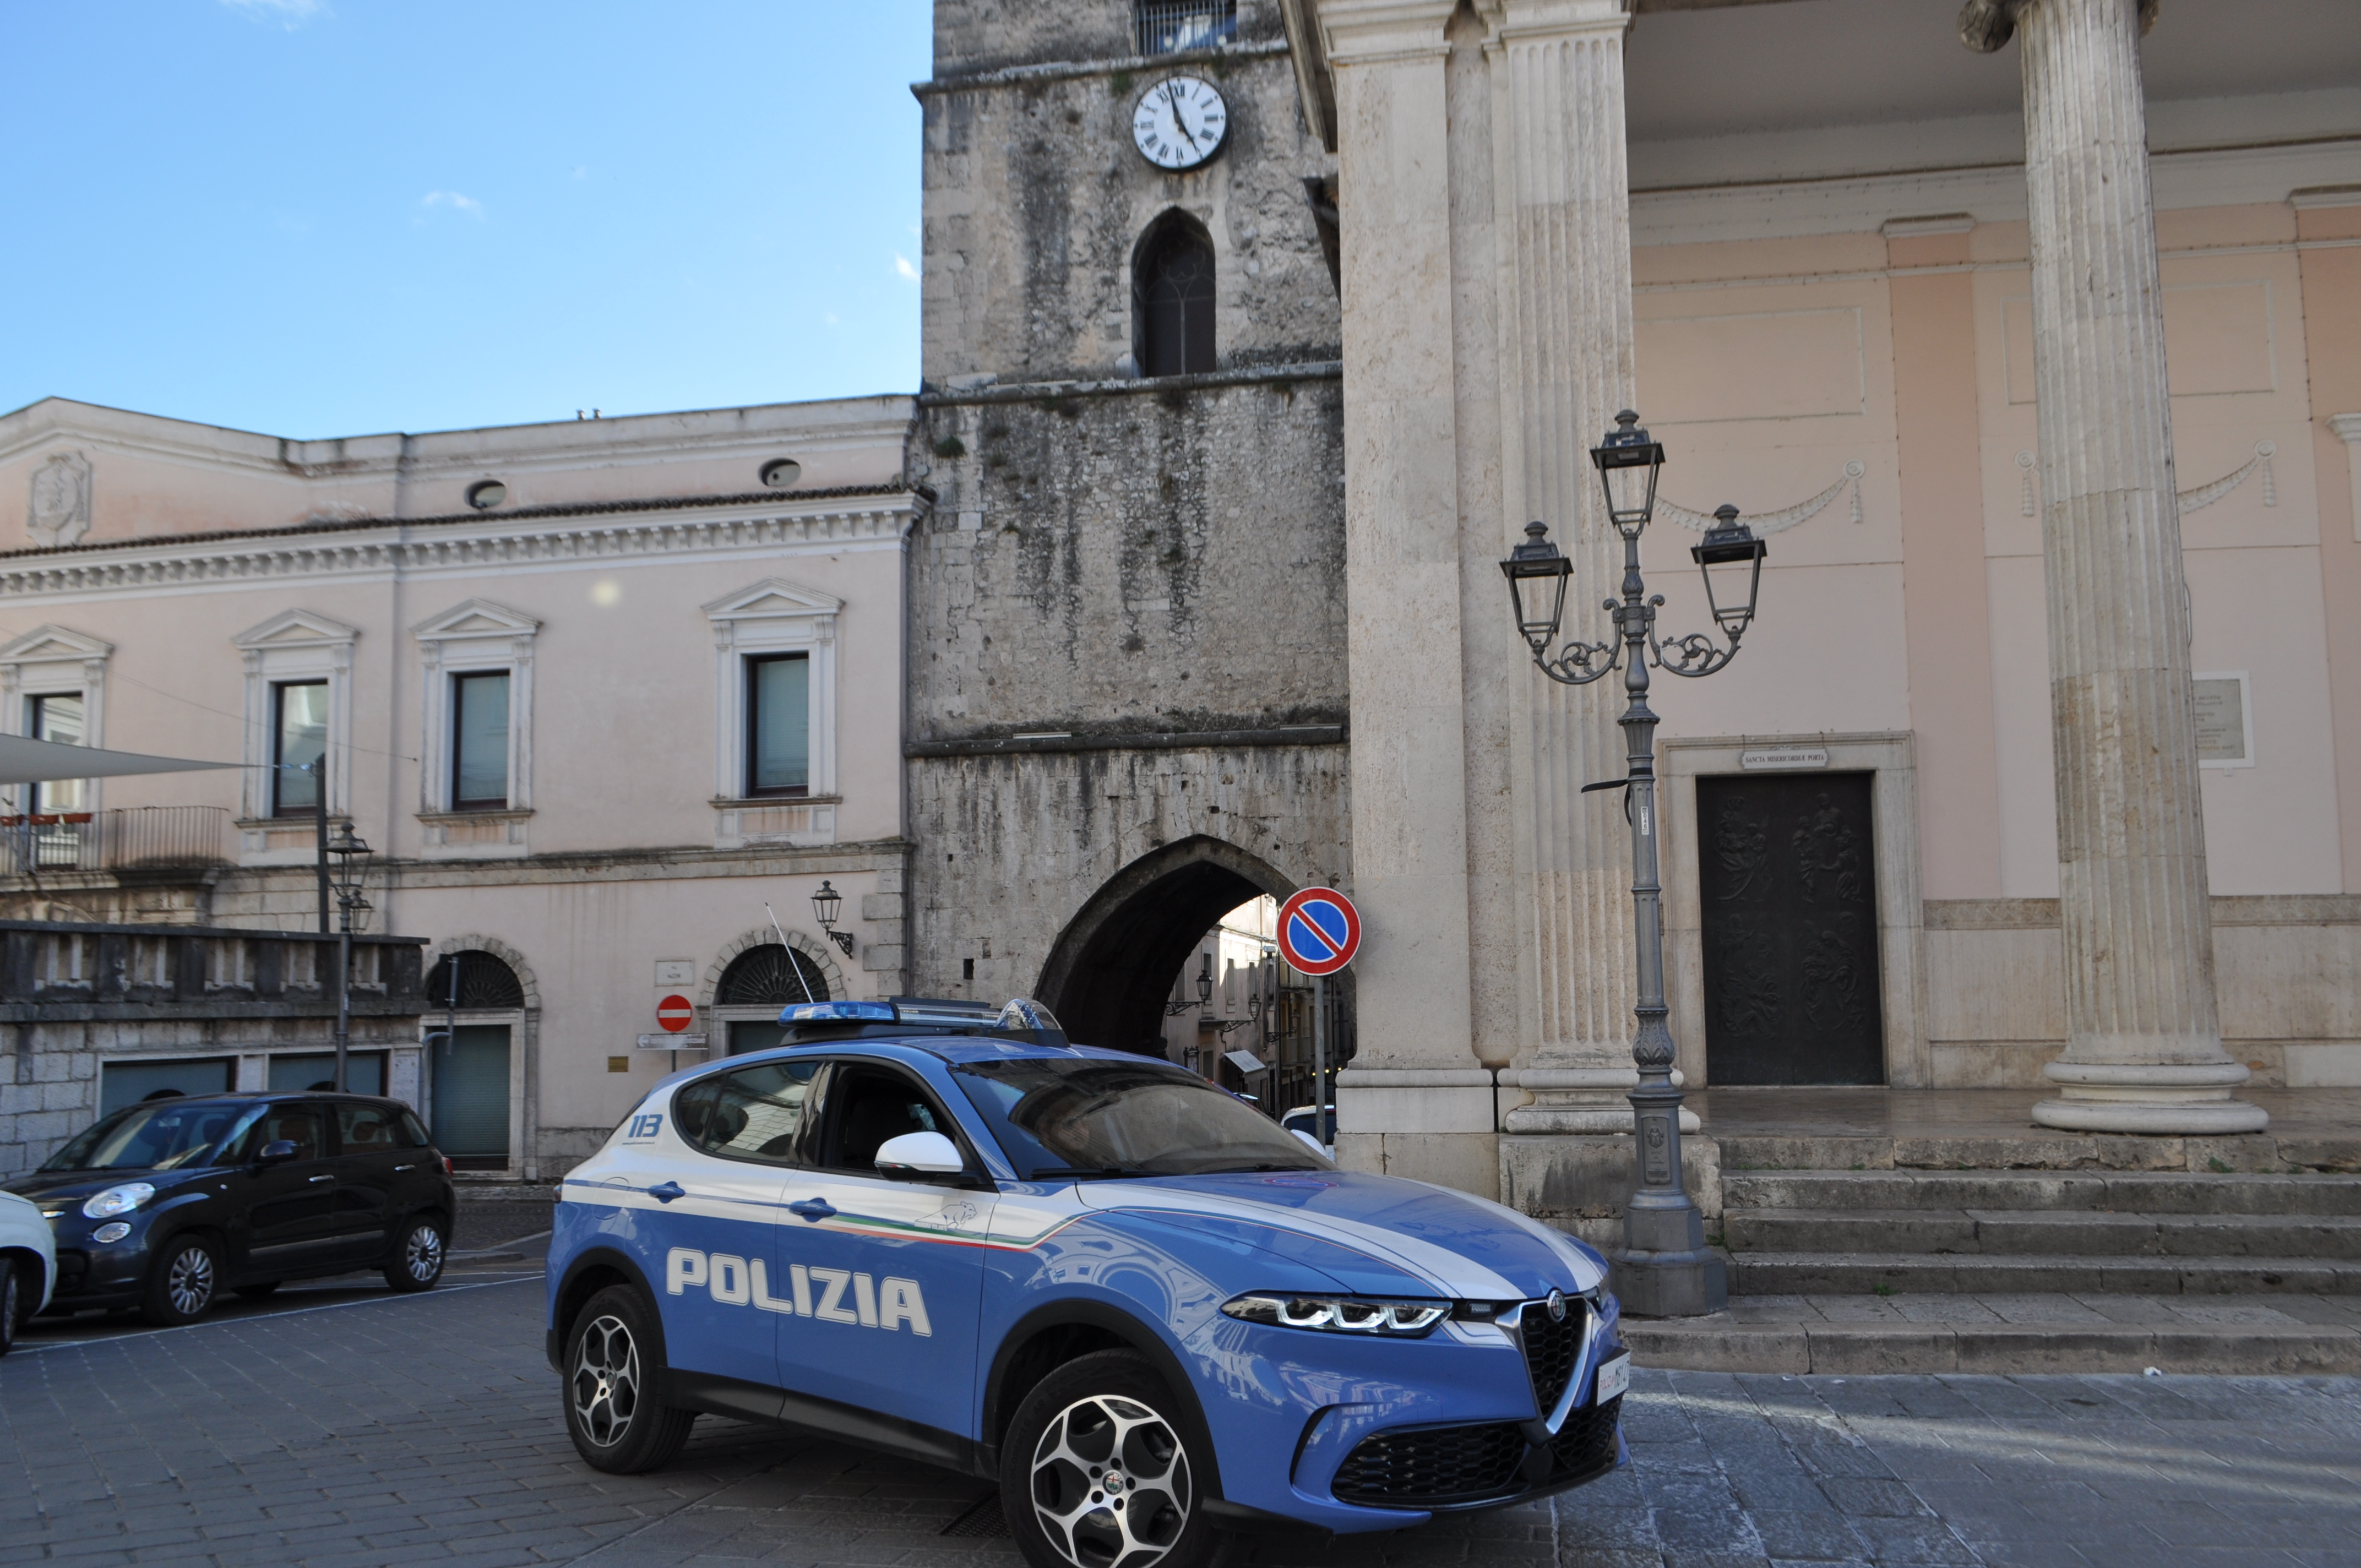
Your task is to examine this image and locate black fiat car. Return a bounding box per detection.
[1,1092,456,1326]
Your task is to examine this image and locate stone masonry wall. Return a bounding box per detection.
[1,1014,421,1177]
[920,12,1336,385]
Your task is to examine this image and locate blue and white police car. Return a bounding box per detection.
[548,998,1630,1568]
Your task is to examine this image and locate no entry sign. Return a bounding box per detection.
[1277,887,1361,976]
[655,994,696,1032]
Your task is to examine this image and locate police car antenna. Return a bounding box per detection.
[763,902,819,1006]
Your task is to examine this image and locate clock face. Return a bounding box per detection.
[1132,76,1228,171]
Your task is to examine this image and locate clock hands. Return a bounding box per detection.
[1163,80,1203,155]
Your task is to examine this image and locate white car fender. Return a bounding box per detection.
[0,1189,59,1320]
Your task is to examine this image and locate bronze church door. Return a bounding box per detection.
[1696,772,1884,1086]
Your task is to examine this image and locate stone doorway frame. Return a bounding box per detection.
[1660,732,1929,1089]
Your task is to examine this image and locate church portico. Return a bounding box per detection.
[1282,0,2361,1228]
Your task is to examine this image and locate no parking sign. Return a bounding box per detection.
[1277,887,1361,977]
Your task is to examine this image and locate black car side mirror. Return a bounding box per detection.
[255,1139,300,1168]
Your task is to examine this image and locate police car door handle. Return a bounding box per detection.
[649,1181,686,1204]
[307,1174,334,1184]
[788,1197,835,1222]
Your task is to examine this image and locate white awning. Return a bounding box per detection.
[0,734,239,787]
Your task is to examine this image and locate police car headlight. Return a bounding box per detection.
[1221,1293,1448,1336]
[81,1182,156,1220]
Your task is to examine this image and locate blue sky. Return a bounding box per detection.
[1,1,932,439]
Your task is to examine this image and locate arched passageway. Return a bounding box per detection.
[1037,835,1297,1054]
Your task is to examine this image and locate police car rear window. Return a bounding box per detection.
[674,1061,820,1166]
[950,1058,1325,1180]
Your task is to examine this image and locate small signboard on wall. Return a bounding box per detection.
[1739,746,1830,771]
[2193,674,2252,767]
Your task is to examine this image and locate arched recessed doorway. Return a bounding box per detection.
[712,941,832,1056]
[422,948,528,1172]
[1037,834,1331,1057]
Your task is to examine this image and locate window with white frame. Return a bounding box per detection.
[409,600,539,816]
[704,579,840,804]
[29,692,86,813]
[451,672,513,808]
[232,611,358,826]
[0,624,112,820]
[745,653,811,797]
[272,679,329,816]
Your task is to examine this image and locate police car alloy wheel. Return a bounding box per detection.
[142,1235,219,1327]
[563,1285,697,1473]
[385,1217,447,1293]
[1002,1351,1222,1568]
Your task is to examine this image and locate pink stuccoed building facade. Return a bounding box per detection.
[0,396,917,1180]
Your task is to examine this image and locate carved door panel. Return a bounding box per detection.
[1696,772,1884,1085]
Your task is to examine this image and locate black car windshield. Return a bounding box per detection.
[40,1100,247,1173]
[951,1058,1325,1179]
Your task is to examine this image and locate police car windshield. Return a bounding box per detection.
[950,1059,1325,1179]
[40,1099,244,1173]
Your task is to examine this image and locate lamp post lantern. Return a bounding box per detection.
[811,879,855,957]
[325,820,374,1093]
[1499,410,1765,1318]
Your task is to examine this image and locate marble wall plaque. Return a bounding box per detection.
[2193,676,2249,764]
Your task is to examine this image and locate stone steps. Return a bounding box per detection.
[1725,1249,2361,1295]
[1723,1207,2361,1258]
[1622,1304,2361,1376]
[1723,1168,2361,1215]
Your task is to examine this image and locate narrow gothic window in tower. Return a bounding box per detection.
[1137,0,1236,56]
[1136,215,1217,378]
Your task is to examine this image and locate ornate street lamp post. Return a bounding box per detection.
[1499,411,1766,1317]
[326,821,374,1093]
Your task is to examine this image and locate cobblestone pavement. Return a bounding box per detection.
[3,1272,2357,1568]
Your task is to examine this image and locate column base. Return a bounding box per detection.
[1502,1106,1701,1135]
[2032,1060,2270,1135]
[1611,1204,1728,1318]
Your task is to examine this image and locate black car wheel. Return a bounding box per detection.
[1002,1350,1227,1568]
[384,1216,447,1293]
[562,1286,694,1473]
[0,1259,19,1355]
[140,1234,221,1327]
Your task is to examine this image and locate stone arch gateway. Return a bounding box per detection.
[1039,834,1295,1054]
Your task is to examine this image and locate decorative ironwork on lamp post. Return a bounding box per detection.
[325,820,374,1094]
[1499,410,1766,1317]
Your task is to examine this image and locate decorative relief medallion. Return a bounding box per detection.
[28,452,93,547]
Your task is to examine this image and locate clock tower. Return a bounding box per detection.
[905,0,1352,1055]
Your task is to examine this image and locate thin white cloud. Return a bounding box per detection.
[894,254,920,282]
[220,0,325,24]
[421,190,486,220]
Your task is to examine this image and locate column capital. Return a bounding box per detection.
[1494,0,1629,45]
[1960,0,2156,53]
[2329,413,2361,447]
[1309,0,1461,67]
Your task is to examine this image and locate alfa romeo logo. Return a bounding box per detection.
[1547,1288,1567,1323]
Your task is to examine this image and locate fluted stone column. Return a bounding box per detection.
[1488,0,1690,1135]
[1963,0,2265,1134]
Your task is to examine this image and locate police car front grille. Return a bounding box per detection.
[1519,1299,1587,1415]
[1330,1420,1528,1507]
[1548,1393,1623,1478]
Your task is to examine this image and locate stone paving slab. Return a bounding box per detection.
[4,1274,2360,1567]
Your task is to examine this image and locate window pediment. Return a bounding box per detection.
[410,599,543,645]
[0,624,114,666]
[232,609,360,651]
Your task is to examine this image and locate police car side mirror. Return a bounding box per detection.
[874,1131,966,1180]
[255,1140,299,1168]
